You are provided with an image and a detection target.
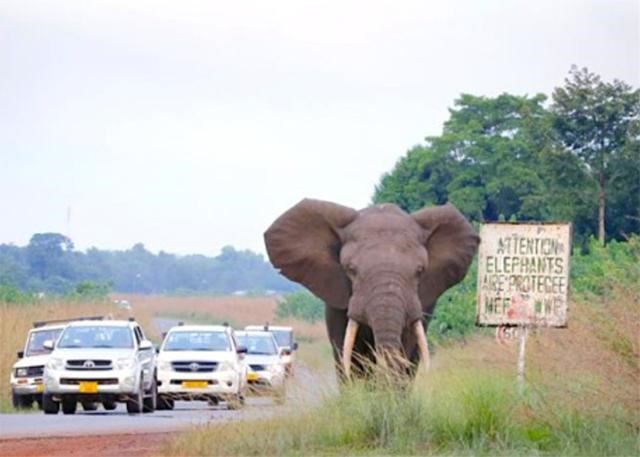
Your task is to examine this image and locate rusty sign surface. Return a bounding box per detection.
[476,223,571,327]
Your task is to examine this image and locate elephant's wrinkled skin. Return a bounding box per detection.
[264,199,479,378]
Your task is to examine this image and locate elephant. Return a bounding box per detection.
[264,199,479,379]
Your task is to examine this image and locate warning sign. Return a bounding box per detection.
[476,223,571,327]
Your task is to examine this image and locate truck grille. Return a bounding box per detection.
[66,359,113,370]
[249,364,266,371]
[171,361,218,373]
[60,378,119,385]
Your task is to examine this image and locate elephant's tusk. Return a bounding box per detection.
[414,320,430,373]
[342,319,359,378]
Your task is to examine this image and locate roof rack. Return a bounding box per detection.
[33,315,110,328]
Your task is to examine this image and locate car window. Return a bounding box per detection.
[271,330,293,348]
[235,334,277,355]
[26,328,63,356]
[163,331,231,351]
[57,326,134,349]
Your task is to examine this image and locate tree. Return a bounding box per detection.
[374,93,557,223]
[551,66,640,244]
[26,233,74,280]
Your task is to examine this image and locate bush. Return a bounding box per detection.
[275,290,324,323]
[65,281,112,302]
[0,283,35,304]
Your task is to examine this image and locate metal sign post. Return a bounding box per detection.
[477,223,571,392]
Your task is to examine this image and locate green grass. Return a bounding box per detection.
[164,368,638,456]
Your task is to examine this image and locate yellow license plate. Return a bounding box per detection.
[35,384,44,393]
[246,372,259,381]
[78,382,98,393]
[182,381,208,389]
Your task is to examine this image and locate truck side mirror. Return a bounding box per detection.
[292,342,299,351]
[43,340,54,351]
[236,346,248,354]
[17,350,24,359]
[139,340,153,351]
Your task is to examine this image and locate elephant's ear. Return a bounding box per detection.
[264,199,358,309]
[411,204,479,313]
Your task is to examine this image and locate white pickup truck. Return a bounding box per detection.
[10,322,66,409]
[42,318,157,414]
[156,324,248,410]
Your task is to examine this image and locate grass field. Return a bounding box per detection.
[163,285,639,456]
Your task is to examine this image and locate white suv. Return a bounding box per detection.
[10,322,66,409]
[245,325,298,377]
[156,325,248,410]
[42,319,157,415]
[235,330,287,404]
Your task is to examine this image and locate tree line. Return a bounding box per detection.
[0,232,296,295]
[374,66,639,246]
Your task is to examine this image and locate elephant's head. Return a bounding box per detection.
[264,199,479,374]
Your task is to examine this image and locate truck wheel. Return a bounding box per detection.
[157,395,174,410]
[126,379,144,414]
[62,398,77,415]
[12,392,33,409]
[103,400,117,411]
[43,394,59,414]
[142,377,157,413]
[81,401,99,411]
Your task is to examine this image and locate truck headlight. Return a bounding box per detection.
[158,360,172,371]
[217,361,234,372]
[46,358,64,370]
[15,367,28,377]
[116,358,136,370]
[267,364,284,374]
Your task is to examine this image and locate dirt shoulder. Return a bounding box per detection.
[0,432,174,457]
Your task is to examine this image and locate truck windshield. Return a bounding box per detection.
[163,331,230,351]
[236,334,277,355]
[26,328,63,356]
[57,326,134,349]
[271,330,293,348]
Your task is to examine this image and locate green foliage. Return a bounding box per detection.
[373,69,639,246]
[275,290,324,323]
[0,283,34,304]
[571,235,640,298]
[0,238,296,295]
[65,281,112,301]
[551,65,640,243]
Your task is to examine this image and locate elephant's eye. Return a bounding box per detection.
[415,265,425,276]
[345,263,357,276]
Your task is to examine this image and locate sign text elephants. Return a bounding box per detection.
[476,223,571,327]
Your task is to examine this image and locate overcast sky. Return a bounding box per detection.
[0,0,638,256]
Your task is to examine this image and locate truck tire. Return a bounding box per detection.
[157,395,174,410]
[142,377,157,413]
[103,400,117,411]
[126,379,144,414]
[81,401,99,411]
[12,392,33,409]
[62,398,77,415]
[43,394,59,414]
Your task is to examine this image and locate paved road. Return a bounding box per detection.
[0,399,279,439]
